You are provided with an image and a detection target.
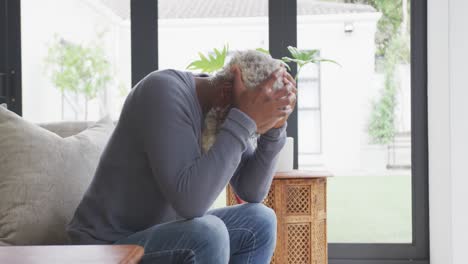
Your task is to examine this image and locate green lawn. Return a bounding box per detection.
[327,176,412,243]
[212,175,412,243]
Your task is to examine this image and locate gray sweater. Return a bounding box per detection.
[67,69,287,244]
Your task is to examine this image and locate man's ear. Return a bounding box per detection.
[223,81,233,89]
[221,83,233,106]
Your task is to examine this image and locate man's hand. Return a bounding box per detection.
[273,71,297,128]
[231,66,293,134]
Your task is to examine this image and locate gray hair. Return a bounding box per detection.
[214,50,284,90]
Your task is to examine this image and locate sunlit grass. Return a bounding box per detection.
[327,175,412,243]
[211,175,412,243]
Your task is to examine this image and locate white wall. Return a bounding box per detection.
[298,13,382,175]
[158,17,269,70]
[448,0,468,262]
[428,0,468,263]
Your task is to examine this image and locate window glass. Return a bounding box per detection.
[297,0,412,243]
[21,0,131,122]
[298,110,322,154]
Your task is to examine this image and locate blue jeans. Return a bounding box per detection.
[114,203,277,264]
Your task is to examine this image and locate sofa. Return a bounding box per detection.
[0,105,115,246]
[0,103,294,247]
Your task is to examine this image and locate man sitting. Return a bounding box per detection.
[68,51,297,264]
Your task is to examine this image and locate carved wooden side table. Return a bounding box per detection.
[227,170,331,264]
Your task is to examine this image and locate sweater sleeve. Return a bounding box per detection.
[230,123,287,203]
[136,74,257,219]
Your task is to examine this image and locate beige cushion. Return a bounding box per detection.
[0,107,114,245]
[39,121,94,138]
[39,121,118,138]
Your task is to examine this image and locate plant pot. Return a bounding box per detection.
[274,137,294,172]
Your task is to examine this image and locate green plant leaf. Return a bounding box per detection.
[282,57,307,68]
[255,48,270,55]
[282,46,340,81]
[279,60,291,71]
[305,49,319,58]
[315,58,342,67]
[287,46,301,59]
[186,44,229,73]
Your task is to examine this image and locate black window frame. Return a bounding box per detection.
[4,0,428,262]
[0,0,22,114]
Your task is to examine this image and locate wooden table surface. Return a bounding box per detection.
[0,245,144,264]
[275,170,332,179]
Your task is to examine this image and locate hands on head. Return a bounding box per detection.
[231,65,297,134]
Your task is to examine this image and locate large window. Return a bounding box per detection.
[2,0,428,262]
[269,0,427,262]
[297,0,413,244]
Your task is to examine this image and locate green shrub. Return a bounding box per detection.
[45,35,111,120]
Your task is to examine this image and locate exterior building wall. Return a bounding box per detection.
[297,13,384,176]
